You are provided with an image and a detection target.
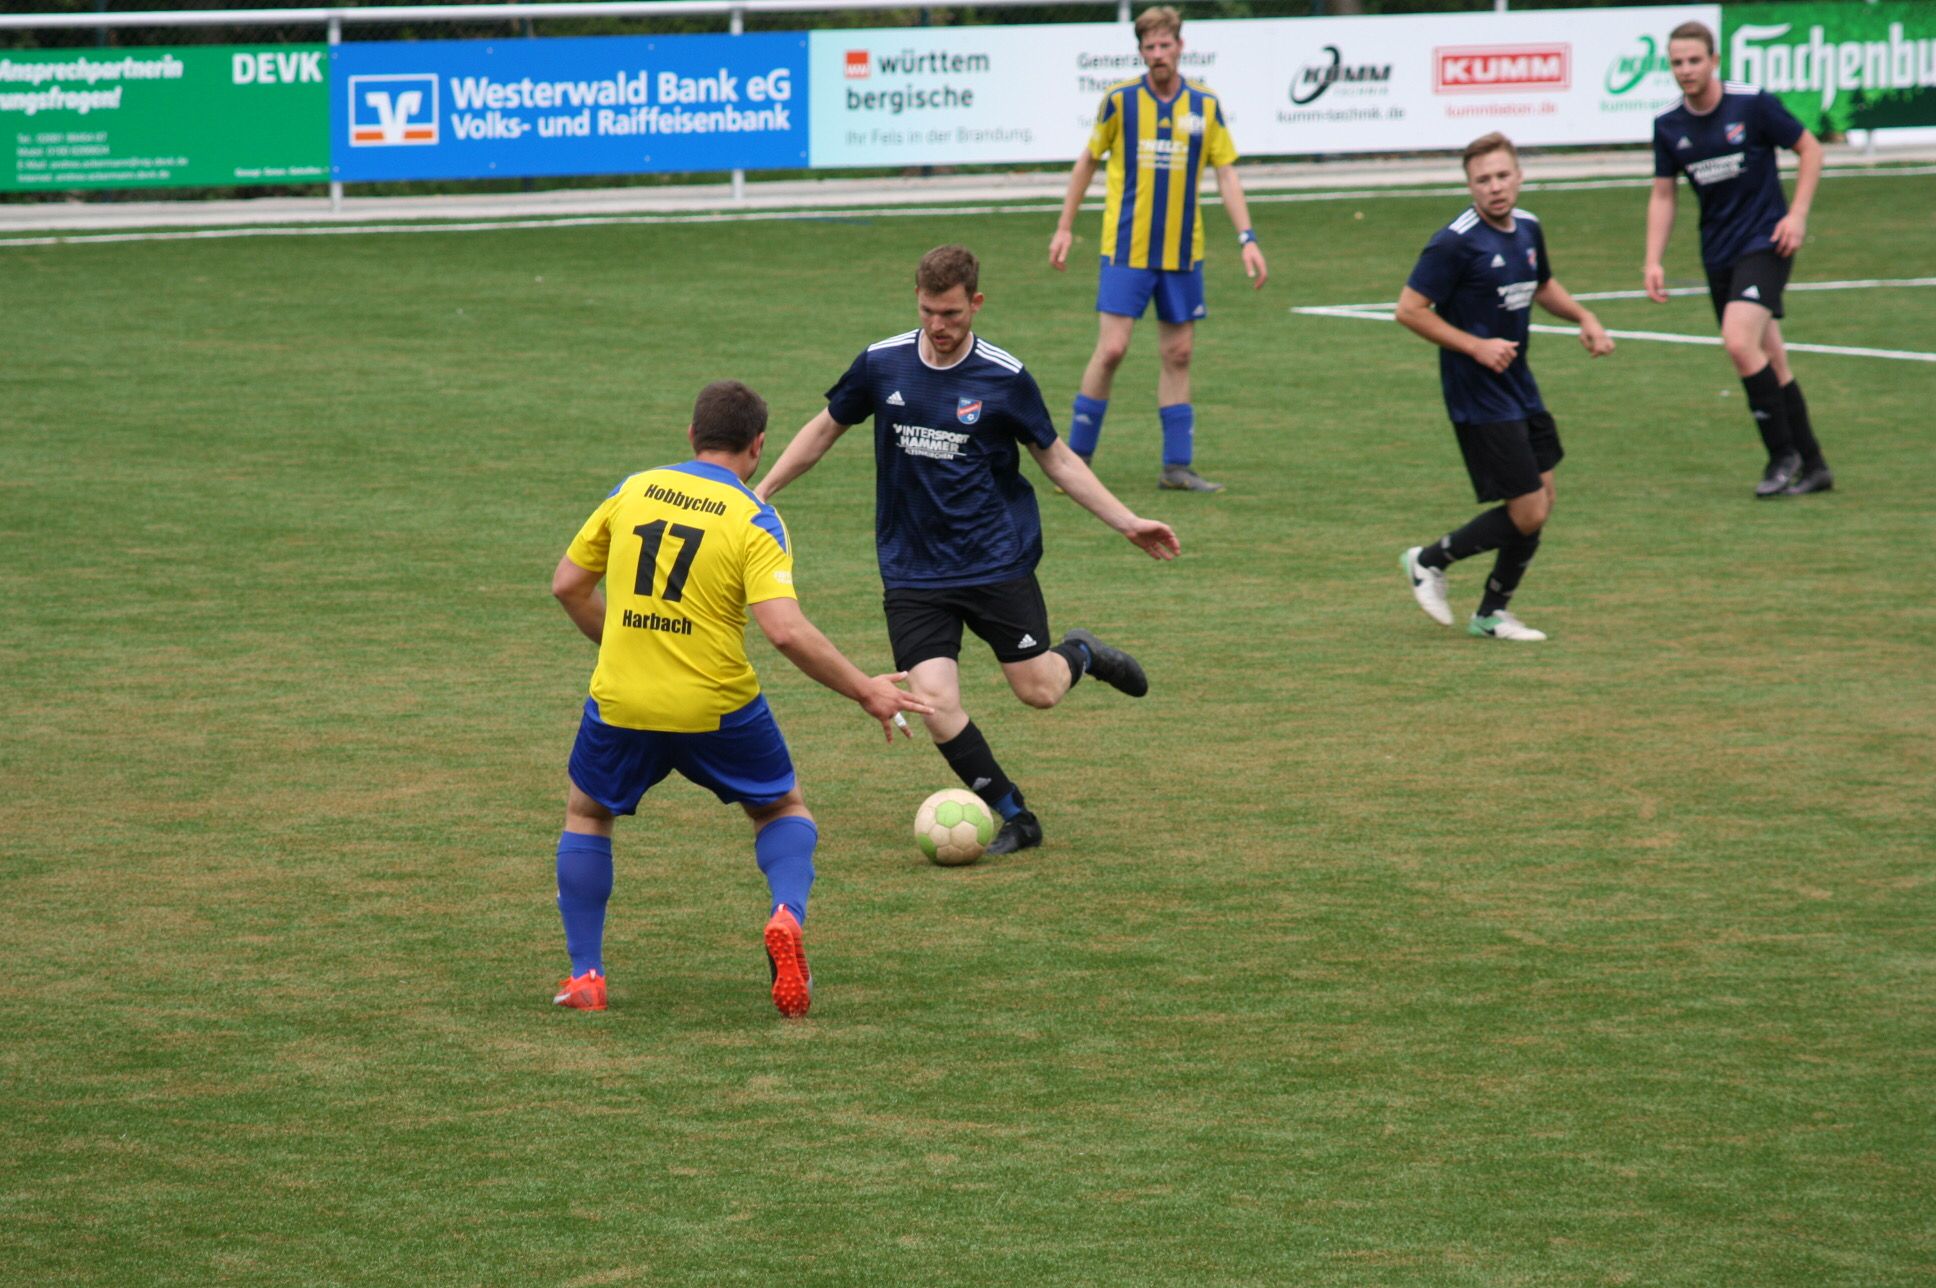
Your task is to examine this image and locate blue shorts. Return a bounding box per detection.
[568,694,797,814]
[1096,260,1207,324]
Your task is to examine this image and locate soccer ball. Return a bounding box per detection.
[914,788,996,867]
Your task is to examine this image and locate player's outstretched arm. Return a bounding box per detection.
[755,410,850,503]
[1535,279,1615,357]
[1643,178,1679,302]
[1214,164,1268,289]
[1029,439,1180,561]
[1394,286,1518,374]
[552,554,605,644]
[1771,130,1822,257]
[1049,152,1101,271]
[750,597,932,742]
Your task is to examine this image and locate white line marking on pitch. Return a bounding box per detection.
[3,164,1933,249]
[1293,289,1936,364]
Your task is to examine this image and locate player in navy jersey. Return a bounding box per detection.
[757,245,1181,856]
[1646,20,1833,498]
[1396,134,1615,642]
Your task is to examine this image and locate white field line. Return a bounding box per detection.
[4,163,1934,250]
[1293,286,1936,364]
[1305,276,1936,313]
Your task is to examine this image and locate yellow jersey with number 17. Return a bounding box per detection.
[1087,77,1239,271]
[566,460,797,733]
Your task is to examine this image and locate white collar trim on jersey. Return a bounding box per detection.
[918,331,976,371]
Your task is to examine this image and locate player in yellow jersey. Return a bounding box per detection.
[1049,5,1269,493]
[547,380,928,1018]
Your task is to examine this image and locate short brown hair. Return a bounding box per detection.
[916,244,979,298]
[691,379,768,453]
[1669,20,1716,54]
[1135,6,1182,43]
[1461,131,1519,174]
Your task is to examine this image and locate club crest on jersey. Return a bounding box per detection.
[1725,121,1746,145]
[1526,247,1538,268]
[956,397,983,425]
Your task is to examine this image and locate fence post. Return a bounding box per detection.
[1116,0,1130,23]
[328,12,343,213]
[730,6,746,202]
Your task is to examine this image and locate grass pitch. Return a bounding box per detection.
[2,168,1932,1286]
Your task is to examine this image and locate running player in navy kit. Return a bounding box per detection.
[1397,134,1615,642]
[757,245,1180,856]
[1646,20,1833,498]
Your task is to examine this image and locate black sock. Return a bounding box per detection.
[1742,366,1795,460]
[935,721,1018,813]
[1781,379,1826,469]
[1477,527,1542,617]
[1417,506,1519,570]
[1050,641,1086,690]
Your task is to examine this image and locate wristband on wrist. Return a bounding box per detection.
[1238,229,1258,247]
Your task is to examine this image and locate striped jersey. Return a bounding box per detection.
[1087,75,1239,271]
[824,331,1058,590]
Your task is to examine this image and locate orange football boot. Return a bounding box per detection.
[552,970,607,1011]
[763,907,813,1019]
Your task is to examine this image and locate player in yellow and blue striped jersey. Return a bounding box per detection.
[1049,5,1269,493]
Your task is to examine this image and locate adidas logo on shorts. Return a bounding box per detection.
[1017,633,1037,648]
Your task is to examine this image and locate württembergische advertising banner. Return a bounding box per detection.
[329,33,808,182]
[0,45,327,191]
[1723,3,1936,134]
[808,6,1719,169]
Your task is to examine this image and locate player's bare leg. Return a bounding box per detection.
[1066,313,1137,473]
[1721,300,1802,496]
[1156,320,1220,492]
[745,790,816,1018]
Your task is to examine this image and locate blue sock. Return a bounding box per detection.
[991,790,1023,821]
[755,816,818,925]
[1069,394,1108,458]
[556,831,613,978]
[1160,403,1195,467]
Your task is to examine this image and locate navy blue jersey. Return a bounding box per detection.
[825,331,1059,591]
[1406,206,1552,426]
[1653,84,1806,270]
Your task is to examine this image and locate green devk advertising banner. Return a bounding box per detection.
[1,45,328,191]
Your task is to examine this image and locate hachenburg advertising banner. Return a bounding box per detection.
[330,33,808,182]
[1723,3,1936,134]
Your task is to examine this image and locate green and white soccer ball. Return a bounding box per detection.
[914,788,996,867]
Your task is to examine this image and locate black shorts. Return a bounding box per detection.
[1453,411,1563,503]
[884,573,1053,672]
[1707,249,1791,323]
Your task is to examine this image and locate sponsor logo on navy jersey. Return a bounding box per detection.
[956,397,983,425]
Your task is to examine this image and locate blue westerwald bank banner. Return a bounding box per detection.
[330,33,808,181]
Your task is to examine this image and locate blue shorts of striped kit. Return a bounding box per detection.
[1096,260,1206,324]
[568,695,796,814]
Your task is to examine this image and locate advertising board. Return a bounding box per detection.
[1723,3,1936,134]
[330,33,808,182]
[1,45,327,191]
[809,7,1719,169]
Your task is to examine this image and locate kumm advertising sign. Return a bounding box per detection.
[1723,3,1936,134]
[0,45,327,191]
[329,33,808,182]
